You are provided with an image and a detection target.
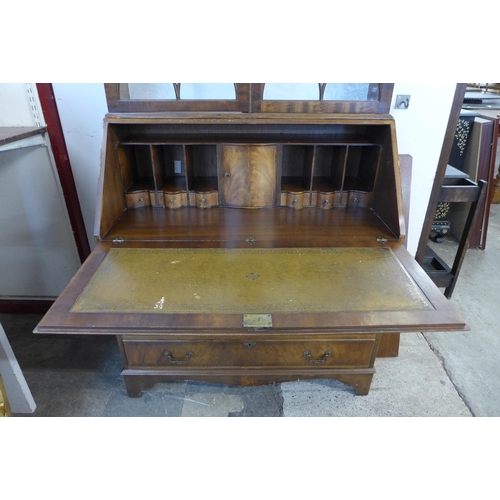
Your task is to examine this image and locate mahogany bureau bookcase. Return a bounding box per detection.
[35,83,466,397]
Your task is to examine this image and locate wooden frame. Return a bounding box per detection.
[104,83,394,115]
[105,83,251,113]
[416,84,468,264]
[415,84,491,298]
[250,83,394,114]
[421,180,487,298]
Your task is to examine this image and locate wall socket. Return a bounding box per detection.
[395,95,411,109]
[174,160,182,174]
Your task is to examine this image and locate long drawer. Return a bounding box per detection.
[121,336,378,369]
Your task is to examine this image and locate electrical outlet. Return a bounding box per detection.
[174,160,182,174]
[395,95,411,109]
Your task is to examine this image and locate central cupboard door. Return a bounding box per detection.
[220,145,278,208]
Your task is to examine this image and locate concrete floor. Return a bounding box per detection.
[1,209,500,417]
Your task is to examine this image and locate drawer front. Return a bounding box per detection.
[315,192,334,209]
[122,338,377,369]
[280,191,310,209]
[347,190,373,208]
[125,191,151,208]
[163,192,188,209]
[188,192,218,208]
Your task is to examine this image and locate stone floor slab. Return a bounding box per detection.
[281,332,472,417]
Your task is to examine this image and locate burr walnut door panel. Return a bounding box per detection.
[220,144,278,208]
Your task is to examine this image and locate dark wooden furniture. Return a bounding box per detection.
[422,176,487,298]
[418,87,496,298]
[35,84,466,396]
[430,166,471,243]
[462,112,499,249]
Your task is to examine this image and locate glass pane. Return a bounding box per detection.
[323,83,378,101]
[180,83,236,100]
[263,83,319,100]
[126,84,176,100]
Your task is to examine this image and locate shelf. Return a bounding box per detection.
[281,176,309,192]
[190,176,218,193]
[103,206,399,246]
[0,126,47,146]
[0,126,47,152]
[125,178,155,193]
[343,177,371,192]
[311,177,339,192]
[157,177,187,193]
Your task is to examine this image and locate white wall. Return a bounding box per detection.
[52,84,108,249]
[0,84,39,126]
[53,84,457,256]
[391,83,457,254]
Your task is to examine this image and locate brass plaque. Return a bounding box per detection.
[243,314,272,328]
[71,247,432,314]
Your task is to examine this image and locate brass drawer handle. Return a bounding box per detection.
[164,350,194,365]
[303,349,332,363]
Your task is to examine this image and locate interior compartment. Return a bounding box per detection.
[118,145,155,193]
[281,145,314,192]
[312,146,346,192]
[98,119,401,241]
[151,145,186,193]
[343,145,381,192]
[185,144,218,194]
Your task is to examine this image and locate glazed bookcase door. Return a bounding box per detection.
[105,83,393,114]
[105,83,250,113]
[251,83,394,114]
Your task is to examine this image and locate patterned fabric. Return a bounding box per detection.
[448,115,476,170]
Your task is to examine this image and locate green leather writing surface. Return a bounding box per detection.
[71,247,432,314]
